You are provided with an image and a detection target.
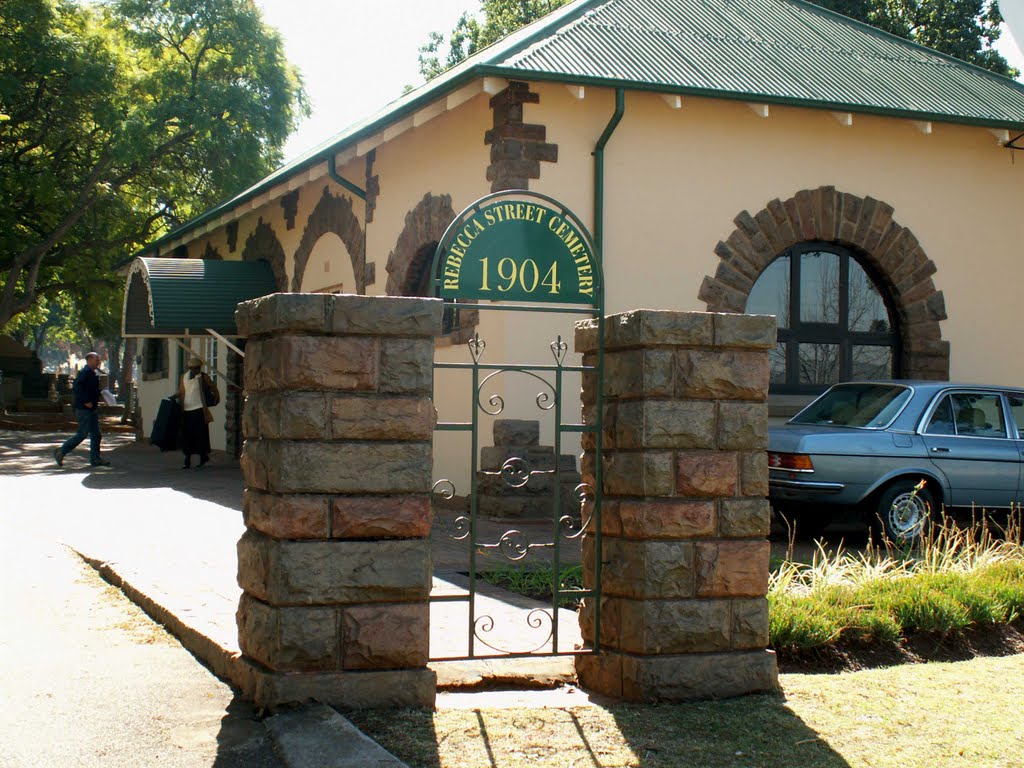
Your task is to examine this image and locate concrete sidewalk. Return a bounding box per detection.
[0,428,586,765]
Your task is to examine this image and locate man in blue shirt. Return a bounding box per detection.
[54,352,110,468]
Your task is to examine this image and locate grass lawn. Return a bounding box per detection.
[350,652,1024,768]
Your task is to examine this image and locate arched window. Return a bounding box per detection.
[406,241,459,335]
[746,243,899,394]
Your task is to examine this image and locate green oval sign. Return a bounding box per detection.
[432,192,601,305]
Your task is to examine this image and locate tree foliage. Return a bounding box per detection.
[0,0,308,332]
[419,0,570,80]
[419,0,1015,80]
[813,0,1015,76]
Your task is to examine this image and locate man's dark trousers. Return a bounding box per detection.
[61,408,101,463]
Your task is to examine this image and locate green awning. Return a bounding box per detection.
[122,257,277,338]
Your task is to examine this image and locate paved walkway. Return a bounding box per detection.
[0,428,581,688]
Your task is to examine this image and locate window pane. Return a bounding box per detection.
[927,396,956,435]
[851,345,892,380]
[849,260,890,332]
[769,342,787,384]
[746,256,790,328]
[951,393,1006,438]
[797,343,840,386]
[799,251,840,324]
[1008,395,1024,436]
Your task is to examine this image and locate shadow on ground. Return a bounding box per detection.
[348,692,852,768]
[0,428,242,510]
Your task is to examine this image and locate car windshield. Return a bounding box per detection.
[791,384,912,428]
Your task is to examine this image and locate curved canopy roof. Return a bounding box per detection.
[122,258,277,338]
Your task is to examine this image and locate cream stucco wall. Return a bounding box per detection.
[134,77,1023,475]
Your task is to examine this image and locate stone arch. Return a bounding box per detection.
[201,242,223,260]
[291,187,367,293]
[241,218,287,292]
[385,193,479,343]
[699,187,949,380]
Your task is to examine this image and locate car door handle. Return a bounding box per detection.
[931,447,951,453]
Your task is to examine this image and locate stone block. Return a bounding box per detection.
[575,652,624,699]
[237,293,330,338]
[607,598,732,654]
[717,402,768,450]
[330,295,443,337]
[739,451,769,497]
[331,496,432,539]
[493,419,540,447]
[674,349,769,401]
[732,598,770,650]
[603,500,715,539]
[604,451,675,496]
[237,594,339,671]
[237,530,431,604]
[575,320,599,354]
[251,393,329,440]
[719,499,771,538]
[713,313,776,350]
[610,400,715,450]
[602,310,714,349]
[695,540,770,598]
[248,667,437,710]
[246,336,378,393]
[244,490,331,539]
[585,536,694,599]
[604,349,674,400]
[330,395,435,440]
[619,650,779,702]
[243,440,432,494]
[676,452,738,497]
[379,338,433,394]
[479,445,559,471]
[242,394,259,440]
[341,603,429,669]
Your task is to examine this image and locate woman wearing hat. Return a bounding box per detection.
[179,356,219,469]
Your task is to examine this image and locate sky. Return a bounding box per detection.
[255,0,1024,165]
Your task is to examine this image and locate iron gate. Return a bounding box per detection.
[427,191,604,661]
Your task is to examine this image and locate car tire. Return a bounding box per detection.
[875,479,933,544]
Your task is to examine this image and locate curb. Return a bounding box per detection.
[74,550,410,768]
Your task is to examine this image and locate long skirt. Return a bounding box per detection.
[181,408,211,458]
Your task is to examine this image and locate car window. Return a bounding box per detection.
[925,396,956,435]
[1008,395,1024,438]
[948,393,1006,438]
[791,383,911,428]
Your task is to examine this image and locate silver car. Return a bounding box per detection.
[768,381,1024,541]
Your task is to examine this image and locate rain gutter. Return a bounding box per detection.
[593,88,625,256]
[327,154,366,201]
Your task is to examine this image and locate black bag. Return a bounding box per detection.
[202,374,220,407]
[149,396,182,452]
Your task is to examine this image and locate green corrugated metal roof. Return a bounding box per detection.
[122,258,277,337]
[145,0,1024,253]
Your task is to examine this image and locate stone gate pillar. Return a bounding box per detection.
[575,310,779,701]
[234,293,441,709]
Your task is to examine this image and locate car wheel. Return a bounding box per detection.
[876,479,933,544]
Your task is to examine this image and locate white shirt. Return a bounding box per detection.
[181,373,204,412]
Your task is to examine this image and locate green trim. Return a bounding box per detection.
[327,154,366,200]
[136,0,1024,255]
[593,88,625,258]
[476,65,1024,132]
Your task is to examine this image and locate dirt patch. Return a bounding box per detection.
[776,620,1024,674]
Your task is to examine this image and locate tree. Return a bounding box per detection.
[419,0,570,80]
[419,0,1015,81]
[813,0,1015,77]
[0,0,308,330]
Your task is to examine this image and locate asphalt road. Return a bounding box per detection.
[0,432,283,768]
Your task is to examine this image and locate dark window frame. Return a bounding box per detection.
[753,242,901,395]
